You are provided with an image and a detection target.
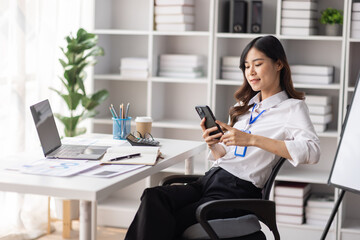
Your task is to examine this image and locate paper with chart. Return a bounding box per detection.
[20,159,100,177]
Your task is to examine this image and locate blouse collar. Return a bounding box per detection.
[248,91,289,111]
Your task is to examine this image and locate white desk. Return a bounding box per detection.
[0,134,206,240]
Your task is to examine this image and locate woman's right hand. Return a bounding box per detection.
[200,118,223,147]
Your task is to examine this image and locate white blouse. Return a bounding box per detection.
[209,91,321,188]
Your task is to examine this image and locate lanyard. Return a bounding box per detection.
[244,103,266,131]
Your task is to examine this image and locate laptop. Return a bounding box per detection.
[30,99,108,160]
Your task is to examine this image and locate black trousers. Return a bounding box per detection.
[124,167,262,240]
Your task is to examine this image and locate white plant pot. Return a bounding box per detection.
[325,24,341,36]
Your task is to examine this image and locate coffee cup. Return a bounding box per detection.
[135,116,152,138]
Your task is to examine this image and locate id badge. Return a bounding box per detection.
[234,130,251,157]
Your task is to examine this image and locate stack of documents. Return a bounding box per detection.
[291,65,334,85]
[158,54,205,78]
[154,0,195,31]
[351,2,360,38]
[120,57,148,79]
[281,0,318,36]
[220,56,243,81]
[274,181,311,225]
[305,95,333,132]
[305,193,335,227]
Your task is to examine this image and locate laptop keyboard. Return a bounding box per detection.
[52,145,86,158]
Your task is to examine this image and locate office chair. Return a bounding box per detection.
[160,157,286,240]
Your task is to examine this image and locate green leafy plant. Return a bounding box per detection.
[51,28,109,137]
[320,8,343,25]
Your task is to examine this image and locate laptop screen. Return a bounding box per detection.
[30,99,62,156]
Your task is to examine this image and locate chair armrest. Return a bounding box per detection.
[159,174,203,186]
[196,199,280,240]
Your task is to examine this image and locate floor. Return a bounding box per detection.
[37,221,127,240]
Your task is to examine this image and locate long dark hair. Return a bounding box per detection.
[229,35,304,127]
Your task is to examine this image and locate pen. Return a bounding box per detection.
[125,103,130,118]
[111,104,118,118]
[109,153,141,161]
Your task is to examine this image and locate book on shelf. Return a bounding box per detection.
[120,69,148,79]
[155,15,195,24]
[275,182,311,198]
[276,205,304,215]
[351,20,360,30]
[160,54,204,63]
[282,1,317,11]
[306,218,333,227]
[290,65,334,76]
[274,195,309,206]
[221,66,241,72]
[101,146,161,166]
[305,95,332,105]
[306,212,331,221]
[307,105,332,115]
[307,193,335,208]
[281,27,317,36]
[305,206,333,216]
[221,71,243,80]
[352,12,360,21]
[292,74,333,84]
[222,56,241,66]
[281,9,317,19]
[354,2,360,12]
[313,124,327,133]
[156,23,194,31]
[158,71,203,78]
[351,29,360,38]
[154,6,194,15]
[160,66,202,73]
[309,114,332,124]
[120,57,148,70]
[281,18,317,27]
[155,0,194,6]
[276,214,304,224]
[159,61,204,69]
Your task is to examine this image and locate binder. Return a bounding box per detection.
[229,0,247,33]
[251,1,262,33]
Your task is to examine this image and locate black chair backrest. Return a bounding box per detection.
[261,157,287,200]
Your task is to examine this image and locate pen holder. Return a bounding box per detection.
[112,117,131,140]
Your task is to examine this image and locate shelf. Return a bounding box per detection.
[152,31,210,37]
[349,38,360,43]
[276,168,329,184]
[152,119,200,130]
[215,79,243,86]
[278,35,344,41]
[93,29,149,35]
[317,130,338,138]
[94,74,148,82]
[151,77,208,84]
[293,83,341,90]
[342,218,360,234]
[216,33,268,39]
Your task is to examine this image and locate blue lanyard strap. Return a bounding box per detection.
[249,103,266,124]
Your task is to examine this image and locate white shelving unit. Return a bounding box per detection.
[90,0,360,239]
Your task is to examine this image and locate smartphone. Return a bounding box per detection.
[195,105,224,139]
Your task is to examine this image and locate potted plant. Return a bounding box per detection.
[51,28,109,137]
[320,8,343,36]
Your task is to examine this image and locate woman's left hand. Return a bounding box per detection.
[216,120,254,147]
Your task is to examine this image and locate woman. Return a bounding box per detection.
[125,35,320,240]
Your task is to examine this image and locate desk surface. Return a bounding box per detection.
[0,135,206,202]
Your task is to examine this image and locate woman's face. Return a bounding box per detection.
[244,47,282,100]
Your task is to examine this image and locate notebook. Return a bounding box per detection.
[30,99,108,160]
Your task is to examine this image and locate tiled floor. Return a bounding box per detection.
[37,221,127,240]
